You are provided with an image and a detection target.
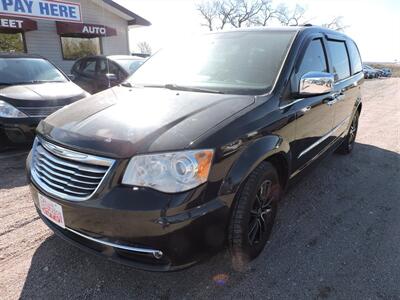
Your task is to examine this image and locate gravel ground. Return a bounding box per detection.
[0,78,399,299]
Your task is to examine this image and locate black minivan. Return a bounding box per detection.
[27,26,363,271]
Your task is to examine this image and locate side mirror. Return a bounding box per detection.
[67,74,75,81]
[299,71,334,96]
[105,73,118,81]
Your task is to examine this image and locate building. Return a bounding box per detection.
[0,0,150,72]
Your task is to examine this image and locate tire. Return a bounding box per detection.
[228,161,282,270]
[336,110,359,154]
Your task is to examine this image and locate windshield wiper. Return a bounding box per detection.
[121,82,224,94]
[144,83,225,94]
[29,80,66,83]
[163,84,224,94]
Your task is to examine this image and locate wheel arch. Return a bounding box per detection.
[219,135,292,200]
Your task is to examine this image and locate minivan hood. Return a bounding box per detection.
[38,86,255,158]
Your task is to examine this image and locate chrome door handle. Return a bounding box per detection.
[324,98,337,106]
[301,106,312,113]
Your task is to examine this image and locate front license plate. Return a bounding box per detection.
[38,194,65,229]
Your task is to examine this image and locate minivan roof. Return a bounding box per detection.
[210,25,349,40]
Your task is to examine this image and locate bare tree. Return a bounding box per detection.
[252,0,275,26]
[137,41,152,55]
[275,4,307,26]
[196,0,219,31]
[217,0,236,29]
[321,16,348,32]
[196,0,343,32]
[228,0,264,28]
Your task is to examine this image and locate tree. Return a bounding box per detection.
[196,0,346,32]
[275,3,307,26]
[196,0,219,31]
[137,41,152,55]
[227,0,264,28]
[321,16,348,32]
[253,0,276,27]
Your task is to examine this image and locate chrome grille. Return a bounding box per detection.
[31,138,114,201]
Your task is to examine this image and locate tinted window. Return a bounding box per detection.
[347,40,362,74]
[0,58,67,84]
[128,31,297,95]
[298,39,328,76]
[327,40,350,80]
[81,59,97,76]
[99,59,123,79]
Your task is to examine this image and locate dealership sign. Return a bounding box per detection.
[0,0,82,22]
[56,22,117,37]
[0,15,37,31]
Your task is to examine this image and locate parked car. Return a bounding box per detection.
[382,68,392,77]
[71,55,145,94]
[0,53,89,145]
[363,66,375,79]
[363,64,380,78]
[27,26,363,271]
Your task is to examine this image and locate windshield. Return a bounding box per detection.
[0,58,67,85]
[128,31,296,95]
[115,59,145,75]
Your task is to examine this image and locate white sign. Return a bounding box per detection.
[0,0,82,22]
[0,17,23,28]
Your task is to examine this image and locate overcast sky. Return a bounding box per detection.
[116,0,400,62]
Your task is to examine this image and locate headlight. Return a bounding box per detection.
[122,149,214,193]
[0,100,27,118]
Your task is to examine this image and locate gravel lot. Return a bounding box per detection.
[0,78,399,299]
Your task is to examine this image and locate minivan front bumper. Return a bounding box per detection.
[28,162,230,271]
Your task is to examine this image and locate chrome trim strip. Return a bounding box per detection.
[279,98,305,110]
[290,129,346,179]
[41,139,114,167]
[36,155,103,179]
[65,227,163,259]
[36,147,108,173]
[31,137,115,202]
[298,115,351,158]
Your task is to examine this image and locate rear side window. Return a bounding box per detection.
[298,39,328,76]
[81,59,97,76]
[347,40,362,74]
[327,40,350,80]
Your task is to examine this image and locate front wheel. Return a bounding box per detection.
[228,161,282,269]
[336,110,359,154]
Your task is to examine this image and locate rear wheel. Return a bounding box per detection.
[336,110,359,154]
[228,161,282,269]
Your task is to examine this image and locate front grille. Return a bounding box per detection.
[31,138,114,201]
[18,106,63,117]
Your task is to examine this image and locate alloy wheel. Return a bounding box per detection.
[248,180,274,245]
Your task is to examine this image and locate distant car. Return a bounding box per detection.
[363,64,381,79]
[0,53,89,144]
[71,55,145,94]
[362,66,375,79]
[382,68,392,77]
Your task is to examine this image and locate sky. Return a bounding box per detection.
[116,0,400,62]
